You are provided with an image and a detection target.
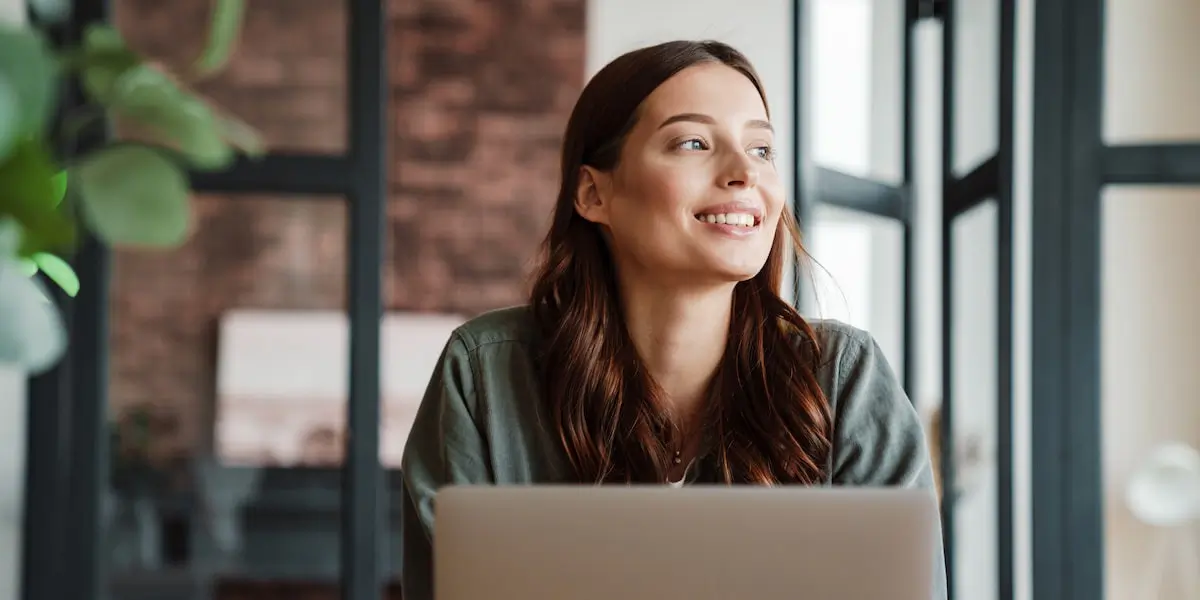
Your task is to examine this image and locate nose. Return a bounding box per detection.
[721,153,759,189]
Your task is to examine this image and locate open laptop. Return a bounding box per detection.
[434,485,940,600]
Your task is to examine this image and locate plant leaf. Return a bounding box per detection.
[0,261,67,374]
[72,23,257,169]
[0,75,19,163]
[17,257,38,276]
[0,24,59,142]
[215,110,265,158]
[76,25,141,104]
[75,144,191,247]
[106,64,235,170]
[0,217,19,255]
[195,0,246,77]
[0,140,76,256]
[142,93,234,170]
[50,170,68,207]
[32,252,78,297]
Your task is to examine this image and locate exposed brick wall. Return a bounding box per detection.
[108,0,584,455]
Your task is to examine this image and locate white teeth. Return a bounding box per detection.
[696,212,756,227]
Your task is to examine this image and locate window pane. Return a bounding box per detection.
[107,194,349,593]
[1104,0,1200,143]
[1101,186,1200,600]
[114,0,348,154]
[952,0,998,176]
[804,204,906,382]
[811,0,904,184]
[948,199,999,600]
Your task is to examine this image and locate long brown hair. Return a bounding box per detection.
[529,40,832,485]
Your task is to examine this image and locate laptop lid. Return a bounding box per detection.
[434,485,939,600]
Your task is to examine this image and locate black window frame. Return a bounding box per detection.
[938,1,1016,599]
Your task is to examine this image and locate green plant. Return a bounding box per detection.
[0,0,262,373]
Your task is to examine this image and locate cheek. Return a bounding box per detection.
[617,164,703,218]
[760,171,786,210]
[762,174,788,219]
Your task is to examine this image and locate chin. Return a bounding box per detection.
[704,259,768,284]
[688,237,773,281]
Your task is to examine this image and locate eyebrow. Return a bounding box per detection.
[657,113,774,133]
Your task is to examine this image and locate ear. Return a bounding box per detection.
[574,166,612,225]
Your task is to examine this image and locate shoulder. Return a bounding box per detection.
[800,319,932,487]
[429,305,540,413]
[446,305,538,352]
[798,317,903,412]
[435,305,543,417]
[796,318,883,389]
[806,318,877,367]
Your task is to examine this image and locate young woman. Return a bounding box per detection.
[400,40,946,598]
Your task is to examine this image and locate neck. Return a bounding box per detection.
[617,278,734,429]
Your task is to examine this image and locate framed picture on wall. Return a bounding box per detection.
[213,309,465,468]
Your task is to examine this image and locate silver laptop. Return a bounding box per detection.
[434,485,939,600]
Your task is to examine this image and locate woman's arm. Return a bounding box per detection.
[400,332,493,600]
[828,329,948,600]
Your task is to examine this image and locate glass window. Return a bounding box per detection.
[1104,0,1200,143]
[812,0,904,185]
[1101,186,1200,600]
[948,198,999,600]
[952,0,999,176]
[805,203,906,381]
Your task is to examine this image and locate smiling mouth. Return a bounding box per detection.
[693,212,761,228]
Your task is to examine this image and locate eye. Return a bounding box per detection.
[675,138,709,152]
[750,145,776,161]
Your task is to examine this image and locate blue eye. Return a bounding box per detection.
[677,139,708,151]
[751,146,776,161]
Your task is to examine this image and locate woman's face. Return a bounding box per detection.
[576,62,784,288]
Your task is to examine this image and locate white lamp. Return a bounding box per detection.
[1126,442,1200,599]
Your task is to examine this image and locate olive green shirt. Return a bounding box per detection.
[399,306,947,599]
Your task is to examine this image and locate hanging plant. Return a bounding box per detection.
[0,0,262,373]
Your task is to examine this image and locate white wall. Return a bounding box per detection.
[0,6,28,600]
[1102,2,1200,598]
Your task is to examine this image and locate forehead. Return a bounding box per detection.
[638,62,769,124]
